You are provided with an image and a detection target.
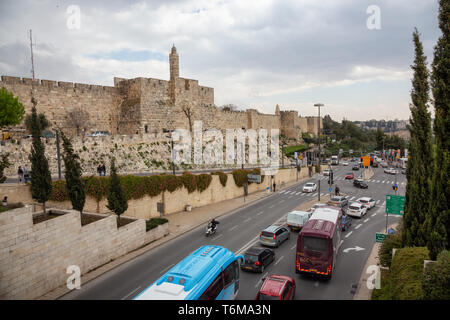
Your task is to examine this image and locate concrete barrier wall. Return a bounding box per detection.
[0,206,168,299]
[0,167,320,219]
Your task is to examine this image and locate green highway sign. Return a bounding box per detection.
[385,194,405,216]
[376,233,388,243]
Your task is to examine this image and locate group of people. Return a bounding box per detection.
[97,164,107,176]
[17,165,30,184]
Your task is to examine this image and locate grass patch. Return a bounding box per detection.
[283,144,309,156]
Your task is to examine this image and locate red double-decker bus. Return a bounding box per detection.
[295,207,342,280]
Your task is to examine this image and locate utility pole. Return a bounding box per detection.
[314,103,324,202]
[53,128,62,179]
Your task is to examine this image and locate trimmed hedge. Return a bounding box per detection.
[146,217,168,232]
[372,247,429,300]
[212,171,228,187]
[422,250,450,300]
[232,168,265,187]
[379,222,404,267]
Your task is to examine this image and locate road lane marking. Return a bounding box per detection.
[350,196,355,200]
[159,263,175,274]
[364,218,370,223]
[345,231,353,238]
[257,211,264,216]
[279,190,285,194]
[312,193,318,197]
[274,256,284,265]
[355,224,362,229]
[279,199,285,203]
[269,204,275,208]
[244,217,252,223]
[291,244,296,250]
[212,234,223,241]
[255,272,269,288]
[121,287,141,300]
[228,225,239,231]
[376,200,380,204]
[371,213,377,217]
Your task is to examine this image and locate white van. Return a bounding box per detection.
[286,210,311,231]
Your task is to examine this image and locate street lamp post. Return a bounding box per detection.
[314,103,324,202]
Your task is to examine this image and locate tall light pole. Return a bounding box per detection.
[314,103,324,201]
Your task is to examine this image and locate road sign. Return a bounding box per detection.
[362,156,371,167]
[328,187,332,192]
[385,194,405,215]
[157,202,164,214]
[376,233,388,243]
[247,174,261,183]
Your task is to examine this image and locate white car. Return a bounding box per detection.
[347,202,368,218]
[356,197,376,210]
[384,167,397,174]
[342,162,349,166]
[323,169,331,176]
[303,182,317,193]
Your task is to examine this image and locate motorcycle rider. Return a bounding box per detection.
[209,218,219,233]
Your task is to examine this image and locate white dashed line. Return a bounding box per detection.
[345,231,353,238]
[121,287,141,300]
[355,224,362,229]
[229,225,239,231]
[274,256,284,265]
[244,217,252,223]
[364,218,370,223]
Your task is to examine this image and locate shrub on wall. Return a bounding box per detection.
[232,168,265,187]
[212,171,228,187]
[181,172,197,193]
[160,174,183,193]
[422,250,450,300]
[197,174,212,192]
[49,180,69,202]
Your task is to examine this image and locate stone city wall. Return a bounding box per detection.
[0,206,169,299]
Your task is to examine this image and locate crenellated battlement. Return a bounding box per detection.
[1,75,118,95]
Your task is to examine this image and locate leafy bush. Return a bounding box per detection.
[232,168,265,187]
[212,171,228,187]
[197,174,212,192]
[181,172,198,193]
[379,223,404,267]
[373,247,429,300]
[146,217,168,232]
[422,250,450,300]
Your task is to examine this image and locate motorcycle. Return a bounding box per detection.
[205,224,217,237]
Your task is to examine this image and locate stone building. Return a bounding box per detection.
[0,45,321,140]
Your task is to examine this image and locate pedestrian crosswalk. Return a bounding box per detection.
[332,176,406,185]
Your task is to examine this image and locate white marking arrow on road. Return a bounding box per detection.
[343,246,365,253]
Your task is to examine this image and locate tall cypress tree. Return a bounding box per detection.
[106,158,128,226]
[403,29,433,247]
[61,131,85,215]
[426,0,449,260]
[28,102,52,217]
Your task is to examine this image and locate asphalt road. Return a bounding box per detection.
[61,163,406,300]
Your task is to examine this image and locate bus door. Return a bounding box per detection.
[221,261,239,300]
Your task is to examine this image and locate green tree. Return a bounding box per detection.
[24,111,50,136]
[0,87,25,139]
[61,131,85,215]
[28,103,52,217]
[106,158,128,225]
[426,0,450,260]
[0,153,11,183]
[403,29,434,247]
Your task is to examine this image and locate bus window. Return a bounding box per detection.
[302,236,328,252]
[223,263,235,288]
[199,273,224,300]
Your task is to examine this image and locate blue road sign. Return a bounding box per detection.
[329,187,332,192]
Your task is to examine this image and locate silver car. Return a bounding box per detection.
[259,225,290,247]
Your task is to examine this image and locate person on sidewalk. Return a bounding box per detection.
[101,163,106,176]
[23,165,30,183]
[273,181,276,192]
[17,166,24,184]
[335,185,340,196]
[97,164,102,176]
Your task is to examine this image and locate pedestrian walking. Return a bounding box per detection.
[17,166,24,184]
[335,185,340,196]
[101,163,106,176]
[273,181,276,192]
[23,165,30,183]
[97,164,102,176]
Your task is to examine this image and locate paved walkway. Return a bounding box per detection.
[38,174,311,300]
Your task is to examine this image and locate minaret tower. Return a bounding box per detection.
[169,44,179,102]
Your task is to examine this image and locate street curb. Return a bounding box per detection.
[42,175,311,300]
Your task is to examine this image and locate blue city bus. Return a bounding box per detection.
[134,245,244,300]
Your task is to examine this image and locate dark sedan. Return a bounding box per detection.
[353,179,368,189]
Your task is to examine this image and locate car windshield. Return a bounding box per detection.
[359,199,368,203]
[258,294,280,300]
[330,197,341,202]
[244,254,258,263]
[302,236,328,252]
[349,206,360,210]
[305,183,314,187]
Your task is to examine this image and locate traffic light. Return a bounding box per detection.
[392,185,398,191]
[328,171,334,185]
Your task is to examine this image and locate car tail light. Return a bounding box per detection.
[259,232,262,238]
[341,224,344,227]
[273,234,276,240]
[255,261,261,266]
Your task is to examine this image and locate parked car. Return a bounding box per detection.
[241,246,275,273]
[303,182,317,193]
[352,165,359,171]
[345,172,354,179]
[353,179,368,189]
[340,214,352,231]
[380,162,388,168]
[347,202,368,218]
[327,196,348,208]
[356,197,376,210]
[259,225,290,247]
[255,275,296,300]
[286,211,311,231]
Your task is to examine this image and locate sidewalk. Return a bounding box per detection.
[353,222,399,300]
[38,174,311,300]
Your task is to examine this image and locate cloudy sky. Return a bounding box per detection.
[0,0,441,121]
